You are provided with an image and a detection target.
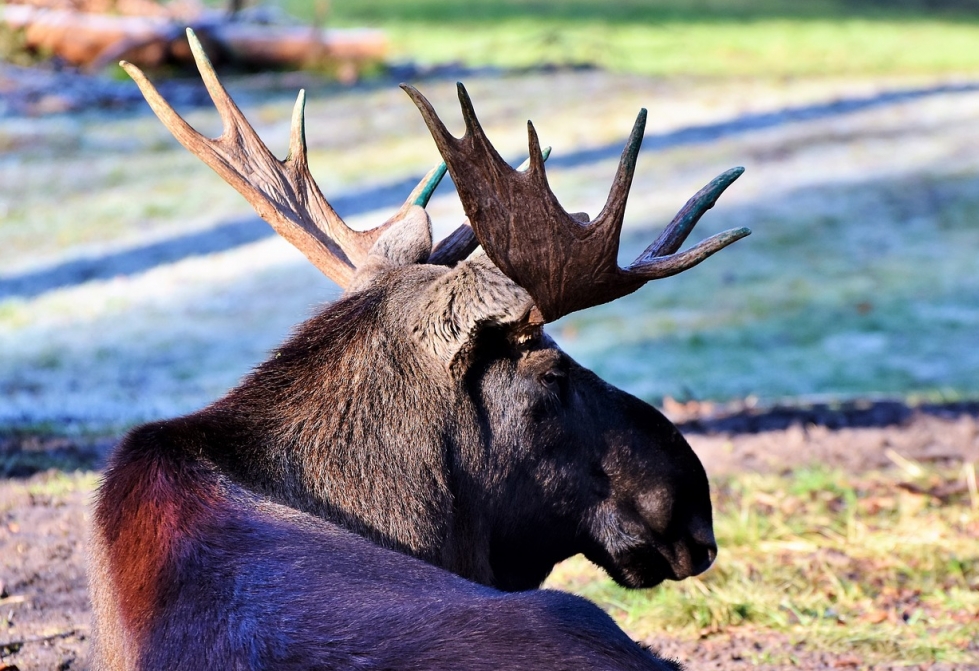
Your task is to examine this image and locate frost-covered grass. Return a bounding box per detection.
[2,72,979,430]
[561,169,979,403]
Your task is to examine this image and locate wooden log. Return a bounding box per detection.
[1,5,176,66]
[0,5,387,71]
[209,24,388,68]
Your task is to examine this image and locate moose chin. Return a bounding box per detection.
[90,28,749,670]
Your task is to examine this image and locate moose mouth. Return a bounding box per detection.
[590,528,716,589]
[585,505,717,589]
[605,549,676,589]
[583,537,679,589]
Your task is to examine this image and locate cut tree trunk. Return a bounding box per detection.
[0,4,387,72]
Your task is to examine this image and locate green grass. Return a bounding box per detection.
[22,469,99,499]
[321,0,979,23]
[546,463,979,665]
[0,470,97,518]
[264,0,979,78]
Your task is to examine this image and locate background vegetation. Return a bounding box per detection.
[287,0,979,77]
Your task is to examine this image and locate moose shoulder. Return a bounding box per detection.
[91,29,749,669]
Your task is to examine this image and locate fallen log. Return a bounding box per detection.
[2,4,178,67]
[210,23,388,68]
[0,4,387,72]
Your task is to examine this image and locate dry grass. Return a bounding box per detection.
[546,461,979,665]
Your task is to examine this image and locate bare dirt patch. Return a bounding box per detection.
[0,469,95,671]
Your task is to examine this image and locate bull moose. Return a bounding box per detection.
[90,30,750,669]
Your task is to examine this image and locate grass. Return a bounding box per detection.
[545,462,979,665]
[0,469,97,518]
[21,469,98,500]
[260,0,979,78]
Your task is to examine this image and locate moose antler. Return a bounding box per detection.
[122,28,453,289]
[403,83,751,323]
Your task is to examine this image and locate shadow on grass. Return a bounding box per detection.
[677,398,979,434]
[2,401,977,479]
[0,431,112,478]
[2,79,977,301]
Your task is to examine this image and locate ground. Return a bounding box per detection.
[1,404,976,670]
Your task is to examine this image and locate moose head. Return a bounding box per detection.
[119,30,749,592]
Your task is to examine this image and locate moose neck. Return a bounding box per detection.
[195,286,501,583]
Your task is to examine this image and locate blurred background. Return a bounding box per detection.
[2,3,979,668]
[1,0,978,429]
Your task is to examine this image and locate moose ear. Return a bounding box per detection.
[413,254,534,370]
[348,205,433,291]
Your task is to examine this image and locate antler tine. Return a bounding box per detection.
[401,84,462,158]
[517,146,553,173]
[123,28,391,288]
[455,82,484,139]
[185,26,241,137]
[375,161,448,235]
[640,167,745,259]
[627,227,751,279]
[410,163,449,208]
[526,121,547,177]
[591,108,647,241]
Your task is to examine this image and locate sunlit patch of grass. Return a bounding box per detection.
[373,19,979,79]
[257,0,979,78]
[0,470,99,517]
[545,464,979,665]
[22,470,99,500]
[0,300,30,329]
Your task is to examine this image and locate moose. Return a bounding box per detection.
[90,30,750,669]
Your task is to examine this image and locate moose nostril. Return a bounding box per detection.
[693,541,717,575]
[687,520,717,570]
[691,552,712,576]
[686,530,717,576]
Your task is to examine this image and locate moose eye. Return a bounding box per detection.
[539,370,565,389]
